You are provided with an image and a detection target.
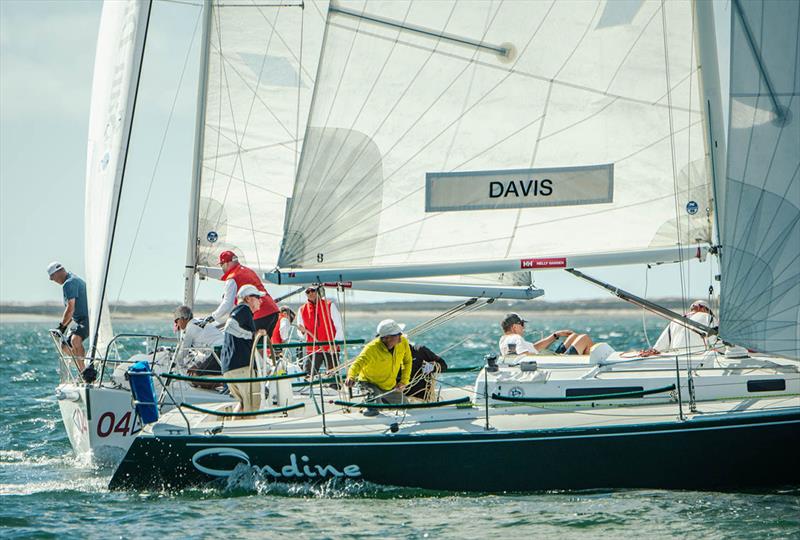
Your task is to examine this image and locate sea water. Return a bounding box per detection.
[1,316,798,539]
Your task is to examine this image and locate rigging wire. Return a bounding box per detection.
[661,0,694,411]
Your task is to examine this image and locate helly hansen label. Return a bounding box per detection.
[521,258,567,269]
[425,164,613,212]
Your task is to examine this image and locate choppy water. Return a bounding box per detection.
[2,316,798,539]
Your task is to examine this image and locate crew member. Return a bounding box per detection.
[640,300,716,356]
[296,285,343,375]
[345,319,412,416]
[271,306,296,345]
[220,284,267,413]
[172,305,224,371]
[47,262,90,373]
[205,250,280,335]
[498,313,593,356]
[403,343,448,400]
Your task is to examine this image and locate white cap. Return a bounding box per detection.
[376,319,405,337]
[690,299,711,310]
[237,284,265,300]
[46,261,64,276]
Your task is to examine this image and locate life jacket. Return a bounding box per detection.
[299,298,337,353]
[271,312,287,344]
[221,263,279,320]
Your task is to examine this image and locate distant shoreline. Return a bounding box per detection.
[1,298,691,324]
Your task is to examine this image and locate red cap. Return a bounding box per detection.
[219,250,237,264]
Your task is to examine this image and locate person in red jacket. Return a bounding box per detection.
[204,251,280,335]
[296,285,343,376]
[270,306,296,345]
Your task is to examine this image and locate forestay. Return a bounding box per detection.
[278,0,713,270]
[195,0,326,271]
[84,0,151,355]
[718,0,800,358]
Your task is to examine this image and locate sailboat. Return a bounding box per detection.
[106,0,798,491]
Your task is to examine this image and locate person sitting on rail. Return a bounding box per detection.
[400,343,448,401]
[639,300,716,357]
[220,284,267,413]
[498,313,594,356]
[345,319,412,417]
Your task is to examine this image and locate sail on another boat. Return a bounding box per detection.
[717,0,800,358]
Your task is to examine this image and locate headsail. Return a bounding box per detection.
[718,0,800,358]
[84,0,151,356]
[278,0,713,271]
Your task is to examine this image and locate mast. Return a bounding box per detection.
[183,0,213,308]
[694,0,727,250]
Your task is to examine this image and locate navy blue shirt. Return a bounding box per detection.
[220,304,255,373]
[62,273,88,325]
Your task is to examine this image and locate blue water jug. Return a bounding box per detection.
[127,361,159,424]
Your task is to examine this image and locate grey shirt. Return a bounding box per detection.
[62,273,88,325]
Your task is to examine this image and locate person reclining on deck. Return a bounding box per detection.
[345,319,412,417]
[220,285,267,413]
[639,300,716,357]
[499,313,594,356]
[173,305,224,381]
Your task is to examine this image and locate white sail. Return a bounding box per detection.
[195,0,326,272]
[278,0,713,271]
[84,0,151,355]
[718,0,800,358]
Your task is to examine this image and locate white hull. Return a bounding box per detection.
[56,379,233,464]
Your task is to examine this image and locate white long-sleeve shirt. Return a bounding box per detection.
[295,300,343,341]
[175,318,224,367]
[653,311,713,353]
[211,279,237,321]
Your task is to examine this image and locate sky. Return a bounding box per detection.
[0,0,729,308]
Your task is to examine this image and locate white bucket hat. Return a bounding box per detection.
[376,319,405,337]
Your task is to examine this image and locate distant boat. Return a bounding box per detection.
[72,0,800,490]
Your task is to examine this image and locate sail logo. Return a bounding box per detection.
[191,447,362,479]
[489,179,553,198]
[426,164,613,212]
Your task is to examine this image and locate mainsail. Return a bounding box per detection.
[194,0,325,274]
[278,0,714,270]
[717,0,800,358]
[84,0,152,355]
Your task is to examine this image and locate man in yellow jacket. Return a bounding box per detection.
[345,319,412,416]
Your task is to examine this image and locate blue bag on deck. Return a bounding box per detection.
[127,361,159,424]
